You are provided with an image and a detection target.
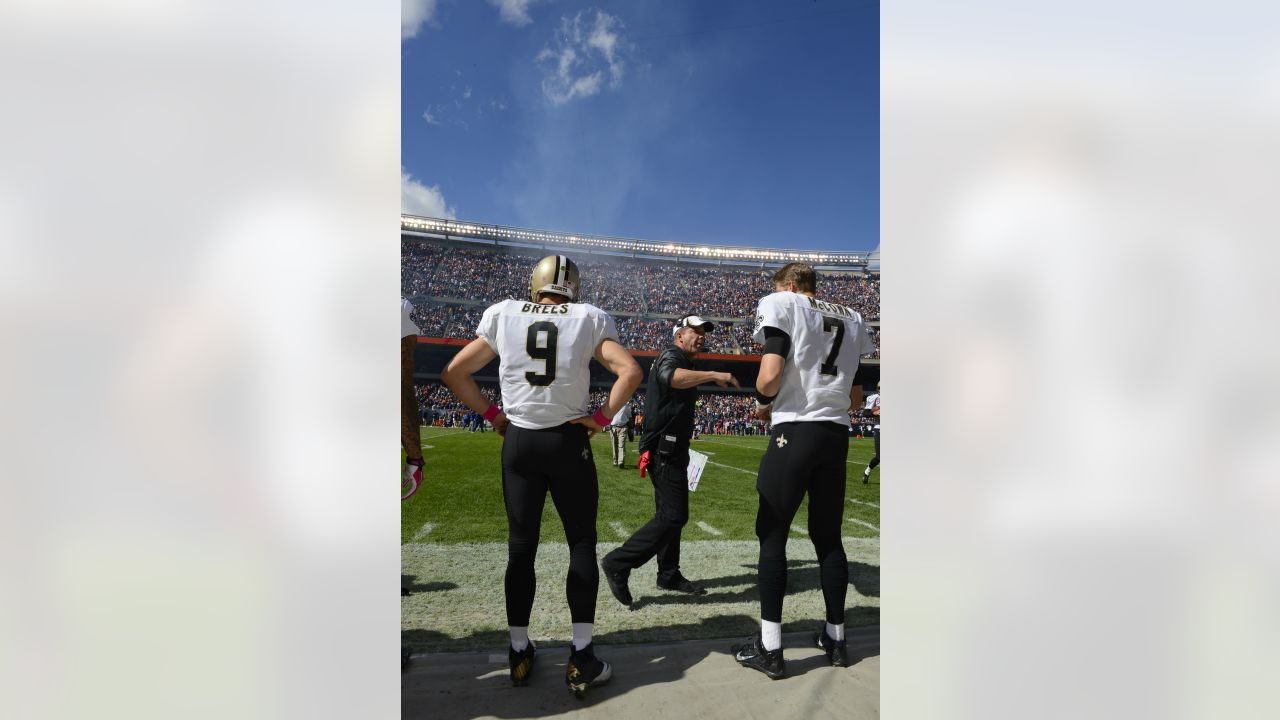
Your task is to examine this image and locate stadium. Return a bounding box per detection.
[401,214,881,710]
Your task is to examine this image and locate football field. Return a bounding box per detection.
[402,429,880,652]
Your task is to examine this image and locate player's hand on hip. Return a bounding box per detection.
[570,415,603,436]
[754,404,772,423]
[493,413,510,436]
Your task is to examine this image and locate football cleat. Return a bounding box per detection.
[656,574,707,596]
[565,642,612,698]
[731,634,786,679]
[529,255,580,303]
[601,559,633,607]
[814,626,849,667]
[509,641,537,686]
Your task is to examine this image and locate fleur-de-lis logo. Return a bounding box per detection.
[582,447,591,461]
[775,435,788,448]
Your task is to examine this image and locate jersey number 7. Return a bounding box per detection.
[819,317,845,376]
[525,321,559,386]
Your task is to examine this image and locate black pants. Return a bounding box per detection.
[604,447,689,584]
[501,423,599,626]
[754,421,849,625]
[867,428,880,471]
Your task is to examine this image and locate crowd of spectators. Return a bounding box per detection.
[402,240,880,354]
[640,265,772,318]
[414,381,501,429]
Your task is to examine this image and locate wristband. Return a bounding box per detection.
[591,408,611,426]
[483,404,502,422]
[407,457,424,467]
[753,389,776,406]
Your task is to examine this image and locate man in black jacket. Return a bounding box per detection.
[601,315,739,606]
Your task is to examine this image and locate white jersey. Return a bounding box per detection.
[611,402,631,427]
[865,392,881,430]
[477,299,619,430]
[401,296,420,338]
[752,291,876,425]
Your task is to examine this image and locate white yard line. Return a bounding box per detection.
[848,499,879,509]
[609,521,630,539]
[790,524,808,535]
[847,518,880,532]
[411,522,436,541]
[707,460,756,476]
[695,521,723,536]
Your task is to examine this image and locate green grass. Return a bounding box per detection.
[402,429,881,652]
[402,430,880,545]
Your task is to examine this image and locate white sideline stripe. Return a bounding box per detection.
[695,521,723,536]
[790,524,808,535]
[420,444,435,449]
[707,460,755,476]
[412,522,436,541]
[847,518,880,531]
[609,521,630,538]
[848,499,879,508]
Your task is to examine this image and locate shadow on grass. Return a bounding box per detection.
[401,574,460,594]
[403,616,879,720]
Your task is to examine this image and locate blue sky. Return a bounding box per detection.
[402,0,879,253]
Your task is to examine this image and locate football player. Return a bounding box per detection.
[731,262,877,679]
[442,255,642,698]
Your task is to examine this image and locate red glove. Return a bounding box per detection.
[638,450,651,478]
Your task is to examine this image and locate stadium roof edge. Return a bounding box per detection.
[403,215,874,270]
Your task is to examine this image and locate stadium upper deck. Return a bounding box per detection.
[402,215,878,271]
[402,215,879,359]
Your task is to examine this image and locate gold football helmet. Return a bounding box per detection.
[529,254,580,302]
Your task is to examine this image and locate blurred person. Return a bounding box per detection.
[608,400,631,469]
[601,315,740,606]
[441,255,642,697]
[731,263,876,679]
[402,297,425,501]
[862,384,881,483]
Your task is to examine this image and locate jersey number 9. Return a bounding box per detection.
[525,321,559,386]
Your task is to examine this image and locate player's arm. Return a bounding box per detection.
[592,338,644,420]
[441,338,508,433]
[753,327,790,421]
[849,383,863,413]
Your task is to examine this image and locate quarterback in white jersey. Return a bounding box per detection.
[732,262,876,680]
[476,299,619,430]
[441,254,641,697]
[750,290,876,425]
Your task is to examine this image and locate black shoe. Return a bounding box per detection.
[402,646,412,671]
[566,642,612,698]
[862,471,870,484]
[731,634,785,679]
[401,586,410,596]
[509,641,537,686]
[601,559,633,606]
[814,626,849,667]
[656,574,707,596]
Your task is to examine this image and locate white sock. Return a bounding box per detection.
[826,622,845,642]
[571,623,593,651]
[863,467,871,476]
[760,620,783,651]
[509,626,529,652]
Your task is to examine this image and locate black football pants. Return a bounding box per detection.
[501,423,599,626]
[754,421,849,625]
[604,447,689,584]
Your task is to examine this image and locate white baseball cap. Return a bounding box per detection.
[673,315,715,336]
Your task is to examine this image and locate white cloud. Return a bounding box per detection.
[402,0,439,40]
[421,107,441,125]
[463,86,472,99]
[489,0,539,27]
[401,170,456,218]
[536,9,632,106]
